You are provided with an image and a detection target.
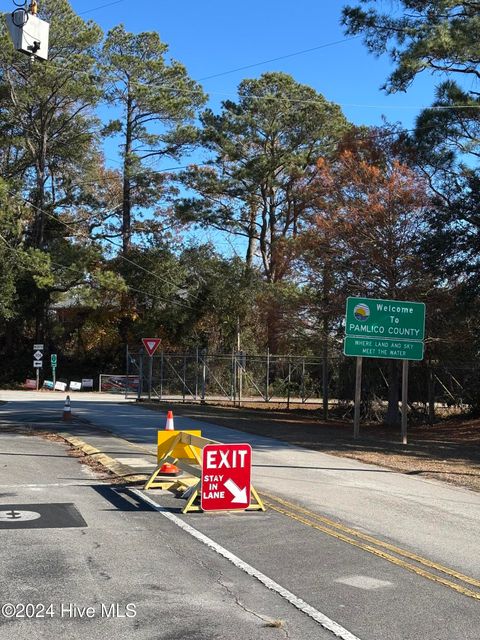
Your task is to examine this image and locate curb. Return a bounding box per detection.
[58,433,149,484]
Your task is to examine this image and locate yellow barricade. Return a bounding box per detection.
[157,430,202,462]
[144,430,265,514]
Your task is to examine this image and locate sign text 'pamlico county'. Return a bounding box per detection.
[345,297,425,340]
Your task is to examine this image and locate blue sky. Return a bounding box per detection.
[69,0,440,129]
[65,0,442,253]
[6,0,445,253]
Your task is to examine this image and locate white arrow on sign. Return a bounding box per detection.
[224,478,248,503]
[33,350,43,360]
[33,361,42,368]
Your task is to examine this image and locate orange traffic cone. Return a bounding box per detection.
[165,410,175,431]
[63,395,72,421]
[159,462,181,477]
[161,409,179,475]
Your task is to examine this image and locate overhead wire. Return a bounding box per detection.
[6,19,478,112]
[197,36,362,81]
[6,189,204,306]
[0,230,198,310]
[77,0,124,16]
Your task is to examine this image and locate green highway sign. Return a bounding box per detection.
[344,336,424,361]
[345,297,425,341]
[51,354,57,365]
[344,297,425,361]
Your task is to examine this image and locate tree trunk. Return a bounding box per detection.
[245,203,257,269]
[122,91,133,255]
[266,303,280,354]
[33,129,47,248]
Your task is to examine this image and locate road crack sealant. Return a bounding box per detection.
[218,578,290,639]
[163,536,284,631]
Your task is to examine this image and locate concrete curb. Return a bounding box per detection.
[58,432,149,484]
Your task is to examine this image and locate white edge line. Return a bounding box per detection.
[128,488,363,640]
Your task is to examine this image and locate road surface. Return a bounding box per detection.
[1,391,479,640]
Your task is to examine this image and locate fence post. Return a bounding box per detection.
[125,345,129,400]
[287,357,292,410]
[183,354,187,403]
[201,349,206,404]
[238,352,243,407]
[138,349,143,400]
[266,349,270,402]
[160,350,164,400]
[231,350,236,403]
[301,356,306,403]
[195,347,199,400]
[322,350,329,421]
[428,366,435,425]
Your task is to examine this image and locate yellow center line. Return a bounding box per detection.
[261,493,480,601]
[261,491,480,588]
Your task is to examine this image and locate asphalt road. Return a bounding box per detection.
[1,391,480,640]
[0,431,330,640]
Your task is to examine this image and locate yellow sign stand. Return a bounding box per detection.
[144,430,265,514]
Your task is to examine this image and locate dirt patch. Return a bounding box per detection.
[139,401,480,493]
[66,446,123,483]
[0,422,120,483]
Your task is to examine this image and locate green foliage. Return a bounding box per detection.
[102,25,207,253]
[342,1,480,93]
[178,72,349,282]
[0,0,103,250]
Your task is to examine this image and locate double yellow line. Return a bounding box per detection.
[261,491,480,601]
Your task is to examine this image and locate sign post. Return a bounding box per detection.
[51,354,57,389]
[344,297,425,443]
[141,338,161,401]
[353,357,363,439]
[401,360,409,445]
[33,344,44,391]
[201,443,252,511]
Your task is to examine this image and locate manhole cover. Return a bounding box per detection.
[0,503,87,529]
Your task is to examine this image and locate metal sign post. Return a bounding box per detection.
[141,339,161,401]
[353,357,363,439]
[401,360,409,445]
[51,354,57,388]
[148,355,153,401]
[33,344,44,390]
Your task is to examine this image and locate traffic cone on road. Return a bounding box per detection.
[165,410,175,431]
[160,409,179,475]
[159,462,181,477]
[63,395,72,421]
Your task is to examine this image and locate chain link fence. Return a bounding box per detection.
[121,347,478,422]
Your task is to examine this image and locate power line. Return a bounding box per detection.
[77,0,124,16]
[6,189,204,305]
[0,229,198,311]
[11,24,480,113]
[197,36,362,81]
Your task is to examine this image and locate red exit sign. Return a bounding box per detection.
[201,443,252,511]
